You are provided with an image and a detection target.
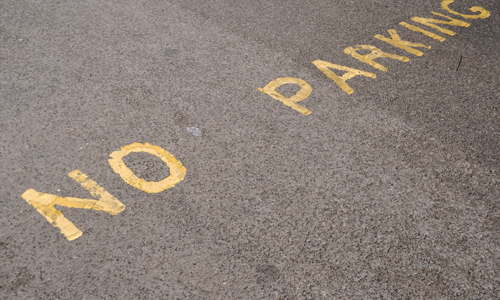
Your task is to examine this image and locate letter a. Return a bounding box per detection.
[312,60,376,94]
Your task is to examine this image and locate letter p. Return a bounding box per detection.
[258,77,312,115]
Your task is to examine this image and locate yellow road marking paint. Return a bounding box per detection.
[411,12,470,36]
[343,45,409,72]
[258,1,492,105]
[21,170,125,241]
[399,22,446,42]
[68,170,126,212]
[440,0,490,19]
[311,60,376,94]
[374,29,431,57]
[108,143,186,193]
[258,77,312,115]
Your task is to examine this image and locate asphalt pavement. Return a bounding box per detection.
[1,0,499,299]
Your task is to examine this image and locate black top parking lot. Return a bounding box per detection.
[1,0,499,298]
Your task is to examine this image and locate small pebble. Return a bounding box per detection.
[187,127,202,136]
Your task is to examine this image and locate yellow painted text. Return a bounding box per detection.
[21,170,125,241]
[258,77,312,115]
[440,0,490,19]
[399,22,446,42]
[108,143,186,193]
[374,29,431,57]
[311,60,376,94]
[343,45,409,72]
[411,12,470,36]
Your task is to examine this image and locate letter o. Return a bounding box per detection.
[108,143,186,193]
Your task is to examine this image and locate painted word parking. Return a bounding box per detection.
[259,0,491,115]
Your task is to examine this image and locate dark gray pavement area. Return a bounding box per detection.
[1,0,499,298]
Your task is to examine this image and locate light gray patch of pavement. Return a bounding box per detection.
[0,0,498,299]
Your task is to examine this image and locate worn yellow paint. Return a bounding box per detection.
[68,170,125,214]
[441,0,490,19]
[21,170,125,241]
[399,22,446,42]
[343,45,409,72]
[258,77,312,115]
[411,12,470,36]
[374,29,431,57]
[108,143,186,193]
[312,60,376,94]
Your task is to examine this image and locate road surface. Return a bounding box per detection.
[1,0,499,298]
